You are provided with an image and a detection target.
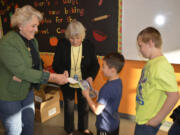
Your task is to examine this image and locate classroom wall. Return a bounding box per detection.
[122,0,180,64]
[40,53,180,122]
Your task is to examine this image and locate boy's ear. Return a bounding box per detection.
[111,67,117,74]
[149,40,155,48]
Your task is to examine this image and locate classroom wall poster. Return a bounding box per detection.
[0,0,122,56]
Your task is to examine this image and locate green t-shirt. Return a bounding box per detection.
[136,56,178,124]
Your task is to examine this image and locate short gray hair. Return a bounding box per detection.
[65,19,86,40]
[11,5,43,28]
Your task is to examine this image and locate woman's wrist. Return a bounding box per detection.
[49,73,68,85]
[49,73,57,83]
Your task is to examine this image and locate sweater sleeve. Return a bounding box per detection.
[52,38,70,74]
[0,34,50,84]
[84,40,100,80]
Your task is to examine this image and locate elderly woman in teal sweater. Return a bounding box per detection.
[0,5,68,135]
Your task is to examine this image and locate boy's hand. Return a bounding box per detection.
[146,118,160,127]
[82,89,90,99]
[146,92,179,128]
[86,77,93,86]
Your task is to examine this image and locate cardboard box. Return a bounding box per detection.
[34,84,60,103]
[34,84,61,123]
[35,91,60,123]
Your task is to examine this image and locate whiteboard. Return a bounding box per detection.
[122,0,180,64]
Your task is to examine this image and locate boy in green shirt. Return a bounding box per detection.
[134,27,179,135]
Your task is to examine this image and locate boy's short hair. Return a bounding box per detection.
[137,27,162,48]
[103,52,125,73]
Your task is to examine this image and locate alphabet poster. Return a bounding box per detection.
[0,0,122,56]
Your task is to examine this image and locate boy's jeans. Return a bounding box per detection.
[134,123,161,135]
[0,90,35,135]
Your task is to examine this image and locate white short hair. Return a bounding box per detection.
[65,19,86,40]
[11,5,43,28]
